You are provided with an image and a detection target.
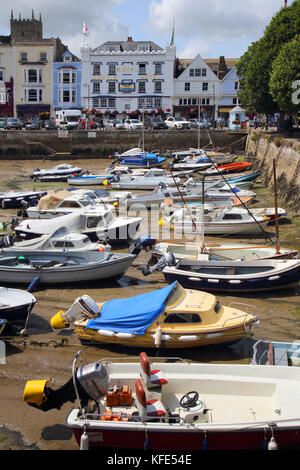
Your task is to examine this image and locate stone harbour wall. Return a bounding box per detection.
[245,130,300,210]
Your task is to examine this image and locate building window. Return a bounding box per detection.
[192,98,197,105]
[93,63,101,75]
[202,69,207,77]
[64,55,71,62]
[92,97,99,107]
[63,72,70,84]
[138,97,145,108]
[155,63,162,74]
[108,81,116,93]
[72,90,76,103]
[233,97,239,105]
[154,80,162,93]
[108,63,116,75]
[100,98,107,108]
[138,81,146,93]
[179,99,182,105]
[108,98,116,108]
[206,98,210,105]
[195,69,201,77]
[189,69,194,77]
[93,81,100,93]
[234,82,239,90]
[146,97,153,108]
[39,89,43,102]
[0,70,3,81]
[40,52,47,62]
[139,63,146,75]
[28,69,37,83]
[63,90,70,102]
[202,82,208,91]
[20,52,27,62]
[39,69,42,83]
[28,89,37,102]
[138,44,149,52]
[154,98,161,108]
[72,72,76,84]
[185,82,190,91]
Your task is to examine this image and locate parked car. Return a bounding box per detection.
[105,119,125,130]
[0,118,6,129]
[25,119,43,130]
[189,118,211,129]
[43,119,57,130]
[144,116,168,130]
[124,119,143,130]
[164,116,190,130]
[5,117,23,130]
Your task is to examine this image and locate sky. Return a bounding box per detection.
[1,0,291,59]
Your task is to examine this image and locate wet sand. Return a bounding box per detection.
[0,158,300,451]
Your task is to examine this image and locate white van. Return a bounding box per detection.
[55,110,81,130]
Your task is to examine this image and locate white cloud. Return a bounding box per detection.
[149,0,287,55]
[3,0,130,56]
[178,38,212,59]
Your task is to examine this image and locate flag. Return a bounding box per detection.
[83,22,88,35]
[284,0,287,6]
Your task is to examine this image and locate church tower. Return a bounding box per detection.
[10,9,43,40]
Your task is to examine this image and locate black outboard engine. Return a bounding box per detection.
[11,217,19,230]
[138,252,176,276]
[0,233,14,248]
[17,200,29,218]
[129,235,157,256]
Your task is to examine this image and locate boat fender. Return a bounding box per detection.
[154,325,162,348]
[268,437,278,450]
[1,200,6,209]
[80,426,89,451]
[98,329,115,337]
[28,276,40,293]
[202,432,208,450]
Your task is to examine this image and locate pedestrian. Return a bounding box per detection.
[100,118,104,130]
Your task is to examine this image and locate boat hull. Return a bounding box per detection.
[163,263,300,293]
[69,422,300,450]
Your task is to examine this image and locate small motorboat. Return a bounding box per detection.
[23,350,300,450]
[114,149,167,168]
[30,164,83,181]
[160,206,269,236]
[50,281,259,348]
[160,258,300,293]
[0,190,47,209]
[0,287,36,327]
[201,161,252,176]
[109,168,181,190]
[252,340,300,366]
[14,206,143,244]
[68,166,147,186]
[0,250,137,285]
[150,240,299,262]
[170,154,233,172]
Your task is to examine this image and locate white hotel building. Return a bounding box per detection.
[80,37,175,115]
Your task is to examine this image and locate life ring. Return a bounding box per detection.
[135,379,147,408]
[139,352,151,378]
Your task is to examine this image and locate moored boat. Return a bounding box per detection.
[23,350,300,450]
[50,281,259,348]
[0,287,36,327]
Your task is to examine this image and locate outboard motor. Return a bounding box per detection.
[111,173,120,183]
[0,233,14,249]
[11,217,19,230]
[18,200,29,218]
[158,182,167,190]
[23,359,110,412]
[50,294,99,330]
[138,252,176,276]
[128,235,157,256]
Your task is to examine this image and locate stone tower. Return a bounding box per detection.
[10,9,43,40]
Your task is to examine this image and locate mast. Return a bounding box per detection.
[273,159,280,254]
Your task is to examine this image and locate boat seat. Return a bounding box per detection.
[139,352,168,389]
[135,379,167,421]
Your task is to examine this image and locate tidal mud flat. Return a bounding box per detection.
[0,158,300,450]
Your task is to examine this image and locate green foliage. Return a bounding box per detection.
[237,0,300,114]
[269,36,300,114]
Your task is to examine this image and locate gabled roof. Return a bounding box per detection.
[176,53,218,81]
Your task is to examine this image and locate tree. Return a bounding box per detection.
[237,0,300,114]
[269,36,300,115]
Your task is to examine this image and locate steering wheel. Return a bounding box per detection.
[180,391,199,409]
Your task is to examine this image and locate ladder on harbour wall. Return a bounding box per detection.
[14,133,71,159]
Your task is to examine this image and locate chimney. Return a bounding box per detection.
[127,36,133,42]
[218,56,228,80]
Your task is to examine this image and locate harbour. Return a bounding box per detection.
[0,155,300,451]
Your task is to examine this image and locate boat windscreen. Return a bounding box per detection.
[165,282,185,308]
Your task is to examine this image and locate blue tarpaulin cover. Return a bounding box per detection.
[86,282,177,335]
